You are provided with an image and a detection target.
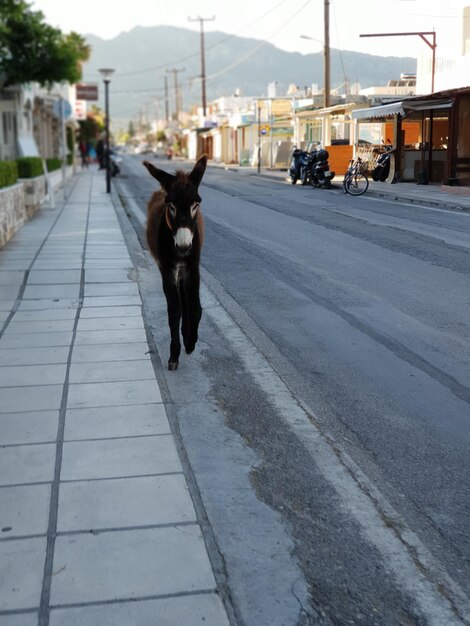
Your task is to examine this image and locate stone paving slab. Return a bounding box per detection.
[60,435,179,480]
[76,315,143,332]
[78,305,142,318]
[0,331,73,349]
[57,474,196,531]
[0,410,58,445]
[0,483,51,537]
[71,342,150,363]
[28,270,81,284]
[0,271,25,285]
[0,285,21,299]
[67,379,160,409]
[0,298,15,310]
[64,404,169,440]
[0,613,38,626]
[0,385,64,413]
[0,537,47,611]
[4,319,76,334]
[74,328,147,346]
[0,346,69,366]
[0,443,56,486]
[48,594,230,626]
[17,299,79,311]
[84,259,134,269]
[50,526,216,606]
[0,363,67,387]
[69,359,154,384]
[84,268,135,283]
[22,285,80,300]
[84,282,139,297]
[81,295,142,307]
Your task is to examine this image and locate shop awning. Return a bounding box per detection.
[352,102,405,120]
[352,98,452,121]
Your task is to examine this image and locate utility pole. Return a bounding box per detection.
[324,0,331,108]
[166,68,185,121]
[164,75,169,121]
[188,15,215,118]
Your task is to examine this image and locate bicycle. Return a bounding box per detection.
[343,157,369,196]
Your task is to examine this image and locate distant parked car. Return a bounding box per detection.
[134,143,153,155]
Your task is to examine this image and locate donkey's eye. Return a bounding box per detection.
[168,203,177,217]
[190,202,199,218]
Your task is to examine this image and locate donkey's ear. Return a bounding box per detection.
[189,154,208,188]
[143,161,175,191]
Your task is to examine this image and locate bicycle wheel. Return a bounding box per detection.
[342,173,351,194]
[345,173,369,196]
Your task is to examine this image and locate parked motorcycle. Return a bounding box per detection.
[371,143,395,182]
[289,148,310,184]
[307,149,335,189]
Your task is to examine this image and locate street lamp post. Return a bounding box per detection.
[300,33,328,105]
[98,68,115,193]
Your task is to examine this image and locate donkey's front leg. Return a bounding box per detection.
[162,274,182,371]
[182,270,202,355]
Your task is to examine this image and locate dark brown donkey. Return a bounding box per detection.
[143,155,207,370]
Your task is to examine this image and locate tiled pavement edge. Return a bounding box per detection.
[0,170,230,625]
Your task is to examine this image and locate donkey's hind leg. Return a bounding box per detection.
[162,274,182,370]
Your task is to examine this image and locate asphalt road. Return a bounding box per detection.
[115,154,470,626]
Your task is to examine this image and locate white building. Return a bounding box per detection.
[416,3,470,93]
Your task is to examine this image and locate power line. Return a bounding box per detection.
[205,0,311,82]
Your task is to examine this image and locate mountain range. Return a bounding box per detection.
[81,25,417,126]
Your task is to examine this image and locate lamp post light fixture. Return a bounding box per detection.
[98,68,115,193]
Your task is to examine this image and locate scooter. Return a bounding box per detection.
[289,148,310,184]
[308,149,335,189]
[371,143,395,182]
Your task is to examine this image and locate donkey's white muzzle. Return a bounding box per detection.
[174,227,194,255]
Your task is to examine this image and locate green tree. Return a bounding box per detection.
[0,0,90,87]
[128,120,136,138]
[77,106,104,143]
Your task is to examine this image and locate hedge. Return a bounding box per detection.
[46,158,61,172]
[16,157,43,178]
[0,161,19,189]
[1,155,73,187]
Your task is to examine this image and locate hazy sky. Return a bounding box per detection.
[31,0,467,59]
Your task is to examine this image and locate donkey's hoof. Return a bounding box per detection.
[168,361,179,371]
[185,344,195,355]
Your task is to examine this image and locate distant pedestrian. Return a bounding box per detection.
[87,141,97,163]
[79,140,88,168]
[96,138,105,170]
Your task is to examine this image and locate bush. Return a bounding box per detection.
[0,160,19,188]
[46,158,61,172]
[16,157,43,178]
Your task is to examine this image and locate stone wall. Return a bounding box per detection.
[22,175,47,219]
[0,166,73,248]
[0,183,26,248]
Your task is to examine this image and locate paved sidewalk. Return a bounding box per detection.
[0,169,230,625]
